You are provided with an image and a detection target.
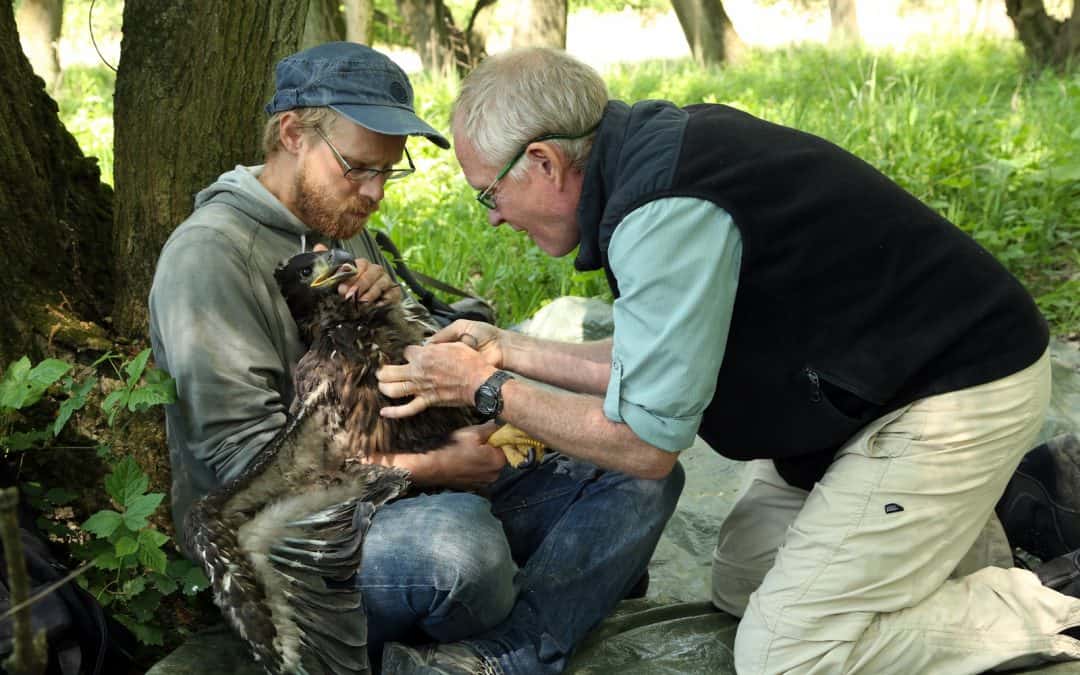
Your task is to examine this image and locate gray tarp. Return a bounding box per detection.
[149,298,1080,674]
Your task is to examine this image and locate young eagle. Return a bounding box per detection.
[184,249,483,675]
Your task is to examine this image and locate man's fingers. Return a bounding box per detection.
[376,363,411,382]
[380,397,429,418]
[377,380,415,399]
[428,320,471,344]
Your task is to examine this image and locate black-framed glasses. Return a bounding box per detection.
[475,125,599,210]
[313,126,416,184]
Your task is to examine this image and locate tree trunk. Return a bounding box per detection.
[111,0,310,339]
[671,0,745,67]
[395,0,470,75]
[828,0,861,45]
[14,0,62,91]
[465,0,498,62]
[510,0,566,49]
[0,0,113,366]
[343,0,376,45]
[1005,0,1080,67]
[302,0,346,49]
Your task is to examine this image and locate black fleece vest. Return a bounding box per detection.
[576,101,1048,489]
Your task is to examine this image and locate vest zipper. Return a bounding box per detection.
[806,368,822,402]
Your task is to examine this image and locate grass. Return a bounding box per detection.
[54,38,1080,333]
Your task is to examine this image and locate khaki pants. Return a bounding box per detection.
[712,350,1080,674]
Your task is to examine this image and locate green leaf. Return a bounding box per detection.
[114,614,164,646]
[138,545,168,574]
[114,536,138,557]
[83,510,123,538]
[137,528,170,550]
[0,357,32,409]
[166,558,195,579]
[122,349,152,386]
[3,429,52,451]
[44,487,76,505]
[181,567,210,596]
[105,456,147,506]
[126,381,177,412]
[150,572,178,595]
[101,390,127,426]
[0,357,71,410]
[95,444,112,459]
[92,550,121,570]
[122,492,164,531]
[121,576,147,596]
[54,376,97,436]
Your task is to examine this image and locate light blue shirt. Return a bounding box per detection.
[603,197,742,452]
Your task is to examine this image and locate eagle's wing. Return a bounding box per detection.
[188,409,411,675]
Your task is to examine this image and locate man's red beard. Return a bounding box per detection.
[294,165,379,241]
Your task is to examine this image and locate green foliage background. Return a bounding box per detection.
[52,33,1079,331]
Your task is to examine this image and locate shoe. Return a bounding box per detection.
[382,642,499,675]
[1034,548,1080,598]
[996,433,1080,561]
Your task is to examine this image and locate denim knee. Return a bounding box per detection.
[359,491,517,642]
[411,493,517,639]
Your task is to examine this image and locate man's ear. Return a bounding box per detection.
[278,112,308,155]
[527,142,571,187]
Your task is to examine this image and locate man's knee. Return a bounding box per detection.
[626,460,685,513]
[363,492,517,620]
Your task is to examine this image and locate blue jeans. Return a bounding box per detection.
[358,452,685,674]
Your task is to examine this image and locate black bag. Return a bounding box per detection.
[373,230,496,328]
[0,499,134,675]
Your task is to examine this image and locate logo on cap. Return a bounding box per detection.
[389,81,408,105]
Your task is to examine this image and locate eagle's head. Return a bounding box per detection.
[274,249,358,325]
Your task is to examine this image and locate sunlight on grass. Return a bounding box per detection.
[53,38,1080,332]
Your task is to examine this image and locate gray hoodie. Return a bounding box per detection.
[148,165,418,555]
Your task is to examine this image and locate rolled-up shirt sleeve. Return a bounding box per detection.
[603,197,742,451]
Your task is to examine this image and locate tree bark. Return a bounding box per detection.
[1005,0,1079,67]
[14,0,62,91]
[0,0,113,366]
[343,0,376,45]
[395,0,470,75]
[111,0,310,339]
[302,0,346,49]
[671,0,745,67]
[511,0,566,49]
[828,0,861,45]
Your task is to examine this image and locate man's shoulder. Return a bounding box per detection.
[165,203,259,252]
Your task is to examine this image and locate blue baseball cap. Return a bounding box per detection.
[265,42,449,149]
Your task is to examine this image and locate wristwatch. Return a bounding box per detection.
[474,370,514,420]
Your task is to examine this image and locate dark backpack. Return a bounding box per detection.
[0,500,134,675]
[373,230,496,328]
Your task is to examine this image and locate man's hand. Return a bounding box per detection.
[428,320,505,369]
[312,243,403,305]
[376,343,495,418]
[368,423,505,489]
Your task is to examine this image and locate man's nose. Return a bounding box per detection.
[487,209,504,227]
[358,175,387,202]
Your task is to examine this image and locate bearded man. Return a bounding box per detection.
[149,42,682,674]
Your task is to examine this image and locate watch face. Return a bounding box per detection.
[476,386,499,416]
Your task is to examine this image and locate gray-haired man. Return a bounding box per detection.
[378,46,1080,675]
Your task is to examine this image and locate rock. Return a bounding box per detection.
[515,296,614,343]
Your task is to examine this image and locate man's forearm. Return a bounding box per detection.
[499,377,678,480]
[501,334,613,395]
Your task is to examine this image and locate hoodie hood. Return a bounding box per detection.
[194,165,309,239]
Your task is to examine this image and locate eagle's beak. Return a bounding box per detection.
[310,251,360,288]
